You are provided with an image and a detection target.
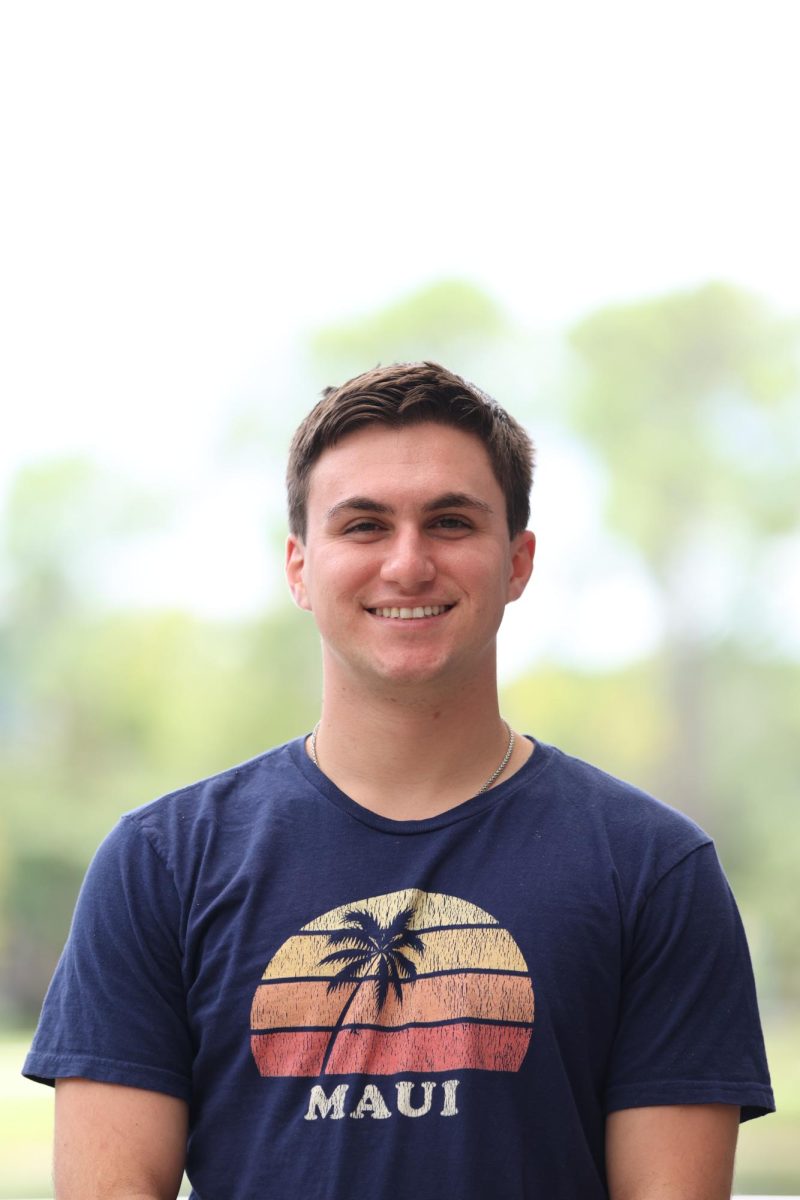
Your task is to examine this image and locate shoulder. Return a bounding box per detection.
[125,736,304,822]
[528,740,714,897]
[110,736,309,873]
[534,740,710,836]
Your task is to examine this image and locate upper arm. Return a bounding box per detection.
[55,1078,188,1200]
[606,1104,740,1200]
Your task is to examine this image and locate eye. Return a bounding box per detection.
[431,515,471,531]
[343,519,385,536]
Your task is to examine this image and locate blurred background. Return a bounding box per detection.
[1,2,798,1195]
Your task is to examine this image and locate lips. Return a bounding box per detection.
[367,604,455,620]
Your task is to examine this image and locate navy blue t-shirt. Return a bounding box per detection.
[24,738,774,1198]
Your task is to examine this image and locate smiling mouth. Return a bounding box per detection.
[367,604,455,620]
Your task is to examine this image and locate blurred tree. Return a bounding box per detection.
[3,457,166,624]
[562,285,800,1005]
[569,283,798,570]
[310,278,508,375]
[3,854,85,1020]
[307,277,562,431]
[0,458,321,1018]
[567,283,800,819]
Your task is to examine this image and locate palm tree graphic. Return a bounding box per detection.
[317,906,425,1075]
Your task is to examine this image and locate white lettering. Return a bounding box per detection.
[303,1077,462,1121]
[395,1080,435,1117]
[440,1078,460,1116]
[304,1083,348,1120]
[350,1083,392,1120]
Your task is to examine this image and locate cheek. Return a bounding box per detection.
[326,547,376,586]
[462,552,511,594]
[305,550,372,610]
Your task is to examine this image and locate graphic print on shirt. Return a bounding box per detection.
[250,889,534,1078]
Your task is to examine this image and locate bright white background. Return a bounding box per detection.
[2,0,799,671]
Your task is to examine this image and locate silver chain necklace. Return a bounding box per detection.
[308,719,515,797]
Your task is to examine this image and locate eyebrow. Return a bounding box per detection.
[325,492,494,521]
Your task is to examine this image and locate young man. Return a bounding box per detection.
[25,362,773,1198]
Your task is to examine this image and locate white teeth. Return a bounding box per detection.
[372,604,451,619]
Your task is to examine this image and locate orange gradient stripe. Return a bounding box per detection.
[251,972,532,1034]
[347,971,532,1028]
[251,980,353,1030]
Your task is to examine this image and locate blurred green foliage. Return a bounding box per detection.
[310,279,508,376]
[2,279,798,1191]
[568,283,799,592]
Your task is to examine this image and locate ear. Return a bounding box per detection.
[506,530,535,604]
[285,534,312,611]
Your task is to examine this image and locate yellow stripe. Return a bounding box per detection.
[261,925,527,981]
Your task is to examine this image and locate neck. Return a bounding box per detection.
[310,671,530,820]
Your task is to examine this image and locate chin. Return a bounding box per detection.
[372,654,466,690]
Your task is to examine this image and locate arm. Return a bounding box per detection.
[54,1079,188,1200]
[606,1104,739,1200]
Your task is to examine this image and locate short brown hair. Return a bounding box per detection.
[287,361,534,539]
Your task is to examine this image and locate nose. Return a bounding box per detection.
[379,527,436,590]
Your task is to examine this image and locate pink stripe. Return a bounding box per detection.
[251,1030,328,1077]
[325,1022,531,1076]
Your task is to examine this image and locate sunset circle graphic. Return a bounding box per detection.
[250,889,534,1077]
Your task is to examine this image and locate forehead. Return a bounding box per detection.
[306,422,502,511]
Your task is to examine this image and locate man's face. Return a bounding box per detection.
[285,422,535,696]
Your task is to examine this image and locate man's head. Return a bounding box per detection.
[287,361,534,541]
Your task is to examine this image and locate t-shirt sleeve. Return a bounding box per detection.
[605,841,774,1122]
[22,815,193,1101]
